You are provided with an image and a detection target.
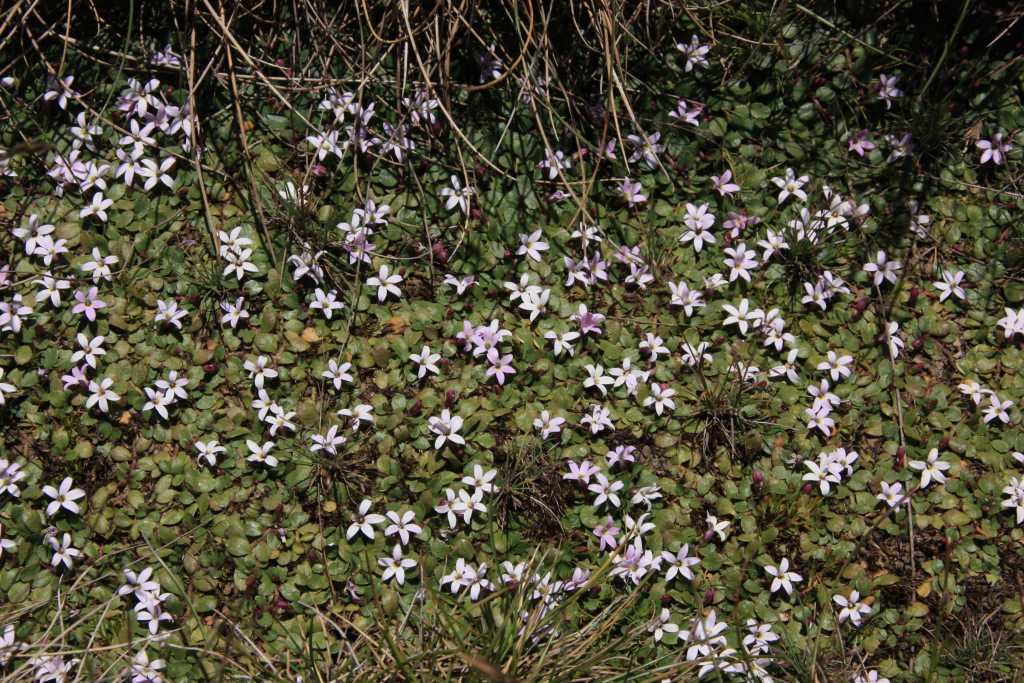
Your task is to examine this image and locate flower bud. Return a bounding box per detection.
[801,483,813,495]
[702,528,715,541]
[875,332,888,344]
[408,400,422,415]
[504,250,512,258]
[203,364,217,373]
[445,390,455,407]
[938,436,949,447]
[471,208,484,221]
[854,299,869,313]
[907,287,920,306]
[912,337,924,349]
[712,336,725,348]
[310,164,328,177]
[752,470,763,491]
[276,601,291,609]
[703,588,715,606]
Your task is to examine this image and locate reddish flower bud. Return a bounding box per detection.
[938,437,949,447]
[471,208,484,221]
[276,601,291,609]
[875,332,888,344]
[854,299,869,313]
[703,588,715,605]
[753,470,763,491]
[801,483,813,495]
[712,336,725,348]
[702,529,715,541]
[504,250,512,258]
[912,337,924,349]
[203,364,217,373]
[445,390,455,407]
[310,165,328,177]
[908,287,920,305]
[409,400,422,415]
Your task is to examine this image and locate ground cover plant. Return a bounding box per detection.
[1,0,1023,681]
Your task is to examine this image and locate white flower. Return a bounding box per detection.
[379,544,417,585]
[534,410,566,439]
[662,544,700,581]
[244,356,278,389]
[834,590,872,626]
[220,297,249,328]
[142,388,173,419]
[462,464,499,493]
[757,229,789,260]
[81,247,119,283]
[440,175,474,213]
[863,250,901,286]
[909,448,946,491]
[583,364,614,396]
[309,288,345,319]
[705,514,730,541]
[384,510,423,545]
[817,350,854,382]
[770,168,809,204]
[676,35,710,72]
[649,608,680,642]
[49,533,82,569]
[884,321,905,358]
[982,394,1014,424]
[803,458,842,495]
[764,558,802,594]
[366,265,403,301]
[667,281,706,316]
[517,229,550,262]
[957,379,990,405]
[878,481,905,512]
[518,289,550,321]
[347,499,386,540]
[580,404,614,434]
[195,441,226,467]
[588,473,624,508]
[428,409,465,449]
[322,359,354,388]
[80,192,114,222]
[639,333,669,362]
[154,300,188,328]
[138,158,176,191]
[770,349,802,385]
[933,270,965,302]
[86,378,120,412]
[643,383,676,416]
[721,298,762,335]
[42,477,86,516]
[409,345,441,377]
[805,406,836,436]
[246,440,279,467]
[544,330,579,356]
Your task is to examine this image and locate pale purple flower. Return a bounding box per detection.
[885,133,915,162]
[711,169,741,197]
[571,304,604,334]
[977,133,1012,164]
[848,130,876,156]
[72,287,106,321]
[876,74,903,109]
[617,177,646,207]
[485,347,516,385]
[668,99,702,125]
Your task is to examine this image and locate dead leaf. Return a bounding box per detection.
[301,327,321,343]
[119,411,132,424]
[386,316,409,335]
[917,580,932,598]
